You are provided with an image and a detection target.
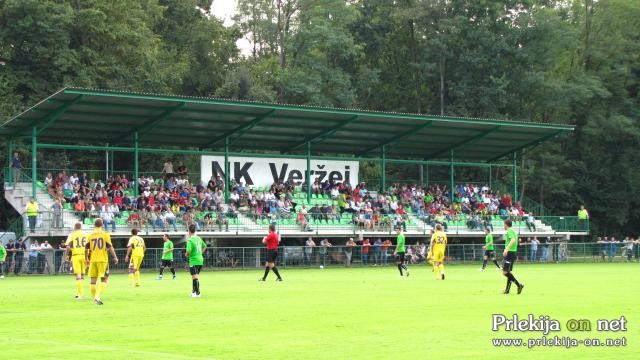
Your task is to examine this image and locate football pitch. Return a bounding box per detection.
[0,263,637,359]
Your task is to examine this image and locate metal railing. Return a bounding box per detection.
[0,243,637,276]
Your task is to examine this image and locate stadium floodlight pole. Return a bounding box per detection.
[513,152,517,203]
[224,137,230,203]
[381,145,386,192]
[134,131,139,197]
[306,142,311,203]
[32,126,37,198]
[449,150,454,201]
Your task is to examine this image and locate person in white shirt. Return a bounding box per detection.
[163,209,178,231]
[100,204,116,232]
[40,240,54,274]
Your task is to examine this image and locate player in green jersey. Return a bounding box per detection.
[393,226,409,277]
[185,224,206,298]
[156,233,176,280]
[480,228,501,271]
[502,220,524,294]
[0,240,6,278]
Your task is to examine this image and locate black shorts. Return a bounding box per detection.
[266,249,278,263]
[189,265,202,275]
[485,250,495,258]
[396,253,405,263]
[161,259,173,267]
[502,252,516,272]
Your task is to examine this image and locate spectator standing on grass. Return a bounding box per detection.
[344,238,356,266]
[28,240,40,274]
[40,240,53,274]
[541,237,550,263]
[530,237,539,262]
[0,241,6,278]
[382,239,392,265]
[373,238,382,266]
[4,239,15,275]
[361,238,371,265]
[304,237,315,266]
[320,238,332,268]
[14,239,26,275]
[609,237,618,262]
[624,237,634,262]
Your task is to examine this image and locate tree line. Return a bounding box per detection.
[1,0,638,235]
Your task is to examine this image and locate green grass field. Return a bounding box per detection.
[0,263,637,359]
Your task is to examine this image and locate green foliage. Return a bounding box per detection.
[1,0,640,234]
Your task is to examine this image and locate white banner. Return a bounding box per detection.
[200,156,359,188]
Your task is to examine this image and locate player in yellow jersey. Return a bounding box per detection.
[85,218,118,305]
[428,224,447,280]
[124,228,145,287]
[65,223,87,299]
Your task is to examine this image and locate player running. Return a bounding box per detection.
[480,227,500,271]
[85,218,118,305]
[259,224,283,282]
[429,224,447,280]
[502,219,524,294]
[124,229,145,287]
[186,224,206,297]
[156,233,176,280]
[65,223,87,298]
[393,226,409,277]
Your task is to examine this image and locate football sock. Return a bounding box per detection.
[505,279,512,293]
[397,264,403,276]
[159,267,164,276]
[493,260,500,268]
[90,284,96,298]
[433,264,439,278]
[192,278,197,293]
[76,279,83,296]
[262,266,270,280]
[482,259,487,269]
[134,270,140,285]
[170,267,175,276]
[272,267,282,279]
[95,282,106,299]
[507,273,521,287]
[194,279,200,295]
[128,273,134,286]
[438,264,445,276]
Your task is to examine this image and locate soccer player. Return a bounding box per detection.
[85,218,118,305]
[65,223,87,298]
[186,224,206,297]
[393,226,409,277]
[124,229,145,287]
[0,240,6,278]
[429,224,447,280]
[259,224,283,281]
[157,233,176,280]
[480,227,501,271]
[502,219,524,294]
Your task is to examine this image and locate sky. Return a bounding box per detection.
[210,0,252,56]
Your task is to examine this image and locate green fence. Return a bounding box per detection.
[0,243,636,276]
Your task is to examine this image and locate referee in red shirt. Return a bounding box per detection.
[259,224,283,282]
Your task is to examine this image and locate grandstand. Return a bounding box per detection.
[1,88,587,243]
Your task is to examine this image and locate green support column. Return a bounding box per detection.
[7,139,13,188]
[512,152,517,203]
[109,150,114,176]
[134,132,139,197]
[32,127,37,198]
[425,163,429,188]
[306,142,311,203]
[224,137,230,203]
[449,150,454,201]
[381,145,386,192]
[488,163,492,188]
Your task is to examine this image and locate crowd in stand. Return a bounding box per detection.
[38,162,534,233]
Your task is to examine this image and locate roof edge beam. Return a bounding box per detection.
[488,130,565,162]
[425,126,501,159]
[202,109,276,149]
[36,95,84,136]
[281,116,360,154]
[357,121,434,156]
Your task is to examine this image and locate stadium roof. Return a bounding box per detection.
[0,87,574,162]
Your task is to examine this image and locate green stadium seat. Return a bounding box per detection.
[84,218,93,225]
